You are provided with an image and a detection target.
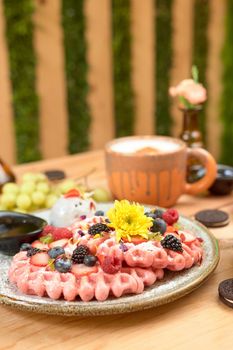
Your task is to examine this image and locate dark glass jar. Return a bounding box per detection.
[0,158,15,192]
[180,107,204,183]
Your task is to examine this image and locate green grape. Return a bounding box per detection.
[2,182,19,195]
[58,179,76,194]
[22,172,37,183]
[16,194,32,210]
[14,208,27,214]
[20,181,36,194]
[35,173,47,182]
[45,194,58,208]
[36,182,50,194]
[92,188,111,202]
[31,191,46,206]
[1,193,17,209]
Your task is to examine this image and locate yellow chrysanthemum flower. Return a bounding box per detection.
[107,200,152,242]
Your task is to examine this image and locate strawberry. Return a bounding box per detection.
[100,256,121,274]
[71,263,98,277]
[64,189,81,198]
[179,231,195,244]
[49,239,69,249]
[162,209,179,225]
[122,235,147,245]
[30,252,49,266]
[52,227,73,241]
[31,240,49,250]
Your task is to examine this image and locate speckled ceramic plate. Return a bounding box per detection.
[0,204,219,316]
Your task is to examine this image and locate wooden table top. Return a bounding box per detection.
[1,150,233,350]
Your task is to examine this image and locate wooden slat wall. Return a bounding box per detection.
[0,0,16,165]
[170,0,194,138]
[206,0,226,158]
[131,0,155,135]
[34,0,68,159]
[85,0,115,149]
[0,0,227,163]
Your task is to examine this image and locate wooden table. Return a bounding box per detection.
[1,150,233,350]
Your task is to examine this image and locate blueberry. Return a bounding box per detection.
[20,243,32,252]
[153,209,164,219]
[151,218,167,234]
[54,258,72,273]
[145,212,157,219]
[83,255,97,267]
[95,210,104,216]
[48,247,65,259]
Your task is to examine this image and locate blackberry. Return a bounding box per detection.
[88,223,110,236]
[71,245,90,264]
[161,234,183,253]
[26,248,41,257]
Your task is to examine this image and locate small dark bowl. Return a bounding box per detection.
[209,164,233,195]
[0,211,47,255]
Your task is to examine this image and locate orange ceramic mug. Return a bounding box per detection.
[105,136,217,207]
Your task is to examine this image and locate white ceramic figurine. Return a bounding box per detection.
[50,189,96,227]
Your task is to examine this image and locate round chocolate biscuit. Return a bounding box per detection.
[44,170,66,181]
[194,209,229,228]
[218,279,233,308]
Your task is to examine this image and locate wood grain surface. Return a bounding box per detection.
[1,150,233,350]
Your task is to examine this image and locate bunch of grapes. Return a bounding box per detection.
[0,172,111,213]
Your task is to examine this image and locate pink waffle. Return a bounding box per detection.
[8,224,203,302]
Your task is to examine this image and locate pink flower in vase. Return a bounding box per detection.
[169,67,207,108]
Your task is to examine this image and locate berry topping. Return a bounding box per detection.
[26,247,41,257]
[41,225,72,240]
[52,227,73,241]
[88,223,110,236]
[153,208,164,219]
[151,218,167,234]
[30,252,49,266]
[145,212,157,219]
[64,188,81,198]
[20,243,31,252]
[49,239,69,249]
[161,234,183,252]
[162,209,179,225]
[48,247,65,259]
[71,263,98,277]
[31,240,48,250]
[100,256,121,274]
[41,225,55,237]
[71,245,90,264]
[54,257,72,273]
[95,210,104,216]
[83,255,97,267]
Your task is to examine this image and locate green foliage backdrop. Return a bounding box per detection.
[155,0,172,135]
[62,0,90,154]
[2,0,232,165]
[4,0,41,163]
[112,0,134,137]
[220,0,233,165]
[192,0,209,142]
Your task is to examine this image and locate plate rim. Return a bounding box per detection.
[0,210,219,316]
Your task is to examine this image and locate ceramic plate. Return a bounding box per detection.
[0,204,219,316]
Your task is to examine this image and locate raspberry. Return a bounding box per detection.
[52,227,73,241]
[162,209,179,225]
[100,256,121,274]
[40,225,56,237]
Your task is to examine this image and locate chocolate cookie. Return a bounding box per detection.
[44,170,66,181]
[218,279,233,308]
[194,209,229,228]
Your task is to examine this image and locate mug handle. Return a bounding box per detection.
[184,148,217,195]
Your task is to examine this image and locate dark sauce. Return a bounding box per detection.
[0,222,38,238]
